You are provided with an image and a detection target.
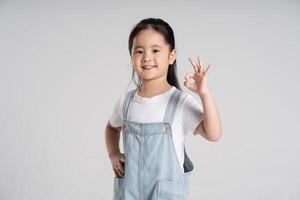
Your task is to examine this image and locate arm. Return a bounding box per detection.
[184,56,222,142]
[195,91,222,142]
[105,121,125,177]
[105,121,122,158]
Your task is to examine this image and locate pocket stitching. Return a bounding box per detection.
[157,179,187,199]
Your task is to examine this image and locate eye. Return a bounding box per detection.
[153,49,160,53]
[135,50,143,54]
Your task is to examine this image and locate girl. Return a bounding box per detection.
[105,18,222,200]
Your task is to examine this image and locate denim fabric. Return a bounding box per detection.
[113,89,194,200]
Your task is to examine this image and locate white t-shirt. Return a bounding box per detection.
[109,86,204,172]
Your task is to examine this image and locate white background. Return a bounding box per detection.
[0,0,299,199]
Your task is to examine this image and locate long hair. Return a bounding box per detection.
[127,18,181,90]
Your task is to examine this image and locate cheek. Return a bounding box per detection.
[154,55,165,62]
[132,55,142,62]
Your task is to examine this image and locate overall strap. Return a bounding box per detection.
[122,88,138,121]
[163,89,182,124]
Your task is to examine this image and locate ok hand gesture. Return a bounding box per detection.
[184,56,212,97]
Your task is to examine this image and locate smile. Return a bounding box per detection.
[142,65,156,70]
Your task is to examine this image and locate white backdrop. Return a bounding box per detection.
[0,0,299,199]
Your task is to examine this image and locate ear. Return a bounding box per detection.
[169,49,176,65]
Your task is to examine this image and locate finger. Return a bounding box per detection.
[185,73,194,81]
[205,64,212,75]
[117,162,124,174]
[188,57,199,73]
[120,157,125,163]
[184,74,195,87]
[114,168,119,177]
[113,166,120,177]
[114,163,121,173]
[198,56,204,68]
[184,80,196,92]
[197,56,204,74]
[115,165,124,177]
[115,168,123,178]
[193,57,201,72]
[184,80,191,89]
[189,57,198,73]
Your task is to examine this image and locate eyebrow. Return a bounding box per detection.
[133,45,162,50]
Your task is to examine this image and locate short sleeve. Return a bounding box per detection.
[182,93,204,135]
[109,94,125,128]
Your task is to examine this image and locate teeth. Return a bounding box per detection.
[143,66,155,69]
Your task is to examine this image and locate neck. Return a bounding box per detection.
[138,77,172,98]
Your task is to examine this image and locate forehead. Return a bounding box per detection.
[132,28,168,48]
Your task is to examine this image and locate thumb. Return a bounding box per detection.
[184,80,191,89]
[120,157,125,163]
[185,72,194,81]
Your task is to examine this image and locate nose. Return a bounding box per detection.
[143,53,152,62]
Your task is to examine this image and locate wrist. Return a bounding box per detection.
[109,150,121,159]
[198,91,212,99]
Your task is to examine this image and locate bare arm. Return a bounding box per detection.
[105,121,122,158]
[105,121,126,177]
[195,91,222,142]
[185,57,222,142]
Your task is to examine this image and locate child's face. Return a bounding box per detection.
[131,28,176,83]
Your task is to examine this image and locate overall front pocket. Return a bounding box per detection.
[156,179,187,200]
[113,177,124,200]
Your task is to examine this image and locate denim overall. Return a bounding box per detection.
[113,88,194,200]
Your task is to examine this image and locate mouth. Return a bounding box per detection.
[142,65,157,70]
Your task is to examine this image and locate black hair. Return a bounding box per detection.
[127,18,181,90]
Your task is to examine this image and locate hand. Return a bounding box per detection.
[109,152,125,178]
[184,56,212,97]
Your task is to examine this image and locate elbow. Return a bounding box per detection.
[200,120,223,142]
[206,122,222,142]
[207,130,222,142]
[208,135,221,142]
[196,121,222,142]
